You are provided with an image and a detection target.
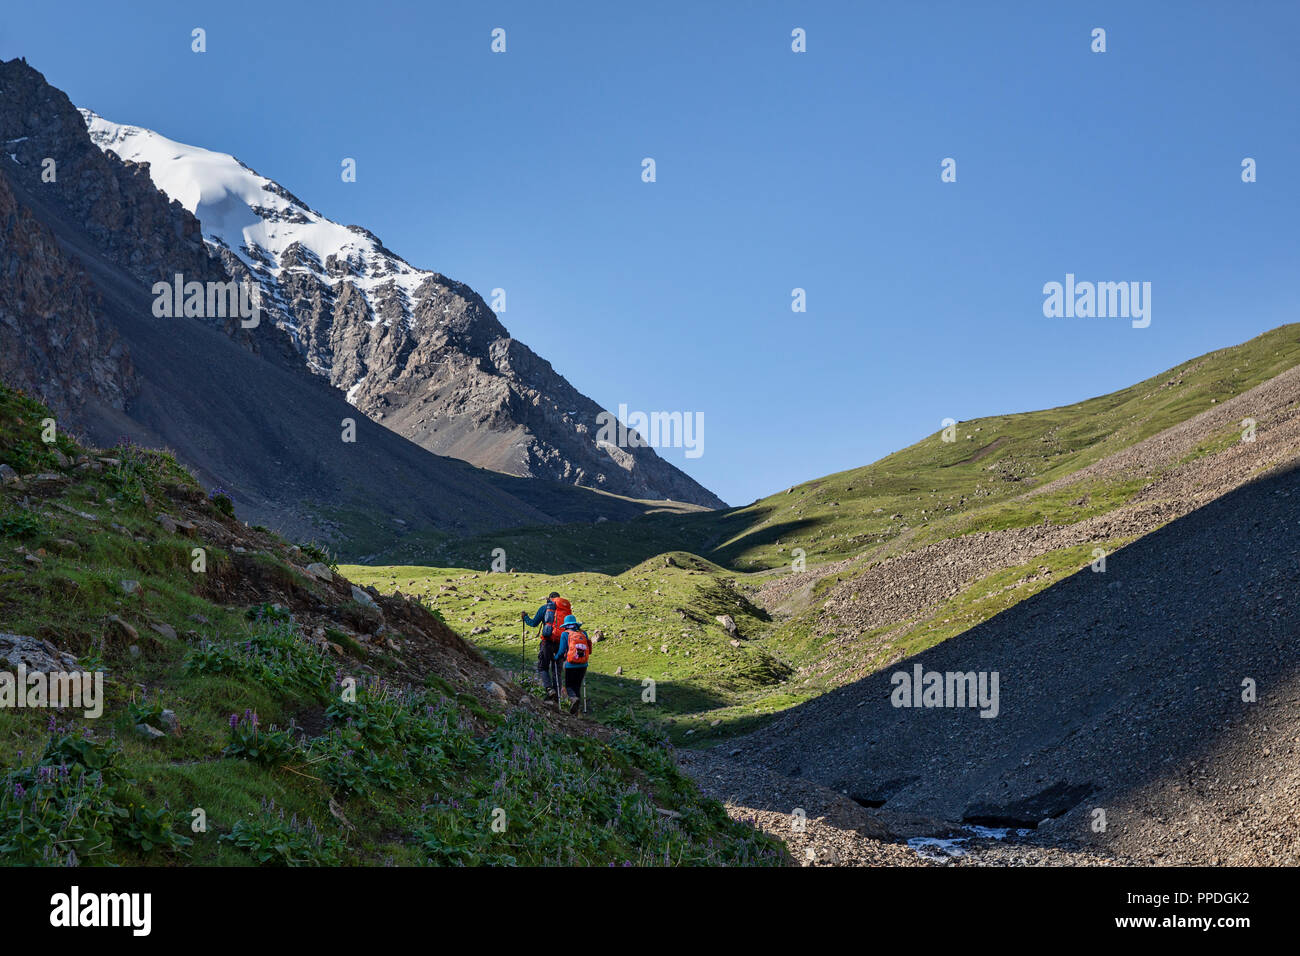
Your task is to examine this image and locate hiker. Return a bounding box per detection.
[553,614,591,714]
[522,592,571,699]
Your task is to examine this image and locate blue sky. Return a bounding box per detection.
[4,1,1297,505]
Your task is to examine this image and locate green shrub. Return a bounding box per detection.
[222,711,300,766]
[220,800,345,866]
[209,488,235,519]
[0,507,44,540]
[119,804,194,855]
[0,729,190,864]
[185,619,332,698]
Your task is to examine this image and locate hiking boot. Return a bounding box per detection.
[544,688,557,701]
[567,696,579,714]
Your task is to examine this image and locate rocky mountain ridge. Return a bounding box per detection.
[80,111,724,508]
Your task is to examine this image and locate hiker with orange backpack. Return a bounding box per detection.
[553,614,591,714]
[522,592,571,700]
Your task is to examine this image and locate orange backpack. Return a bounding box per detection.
[564,628,591,665]
[544,597,572,640]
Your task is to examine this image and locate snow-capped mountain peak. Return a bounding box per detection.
[81,109,427,329]
[77,109,725,509]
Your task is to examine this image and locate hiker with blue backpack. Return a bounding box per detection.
[522,592,571,701]
[553,614,591,714]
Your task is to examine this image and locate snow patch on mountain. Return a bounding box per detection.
[80,109,427,330]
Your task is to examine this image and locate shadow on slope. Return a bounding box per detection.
[417,506,820,575]
[728,458,1300,837]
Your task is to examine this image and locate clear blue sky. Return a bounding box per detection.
[5,1,1297,505]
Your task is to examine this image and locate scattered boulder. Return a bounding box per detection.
[305,562,333,582]
[120,579,141,596]
[155,513,178,534]
[350,584,379,610]
[715,614,738,635]
[0,633,78,671]
[484,681,508,702]
[135,722,166,740]
[148,622,177,641]
[106,615,138,642]
[53,502,98,521]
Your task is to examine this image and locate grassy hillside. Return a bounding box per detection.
[0,383,781,866]
[344,538,1133,745]
[418,323,1300,575]
[346,324,1300,745]
[340,556,804,745]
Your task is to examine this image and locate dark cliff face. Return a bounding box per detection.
[340,277,726,507]
[0,171,135,418]
[0,59,221,288]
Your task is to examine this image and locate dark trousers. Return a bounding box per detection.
[563,664,587,699]
[536,640,560,690]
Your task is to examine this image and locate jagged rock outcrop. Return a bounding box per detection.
[0,170,135,416]
[0,59,222,288]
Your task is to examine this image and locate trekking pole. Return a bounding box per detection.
[581,671,588,714]
[520,621,525,682]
